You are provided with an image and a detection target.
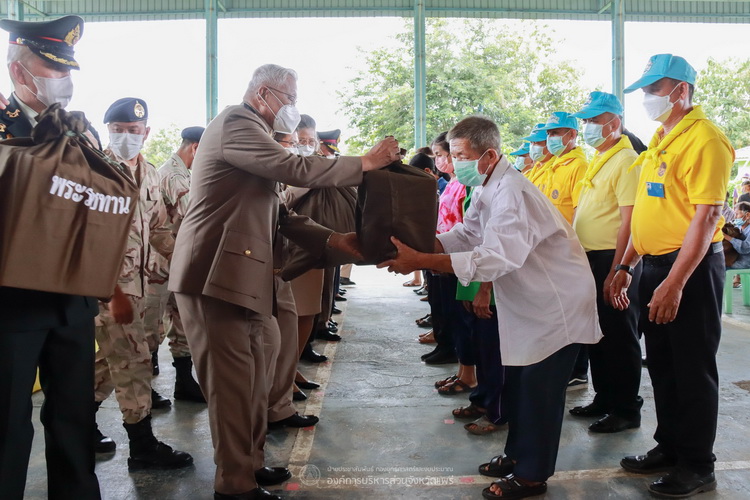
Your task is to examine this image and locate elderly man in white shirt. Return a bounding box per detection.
[381,115,602,500]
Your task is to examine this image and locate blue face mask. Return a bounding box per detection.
[454,150,489,187]
[733,218,745,226]
[546,133,572,157]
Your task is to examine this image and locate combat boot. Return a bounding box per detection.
[94,401,116,453]
[151,388,172,409]
[123,415,193,471]
[151,350,160,376]
[173,356,206,403]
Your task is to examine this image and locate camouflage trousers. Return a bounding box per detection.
[144,281,191,358]
[94,294,152,424]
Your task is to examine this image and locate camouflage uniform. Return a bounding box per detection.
[94,151,174,424]
[144,154,191,358]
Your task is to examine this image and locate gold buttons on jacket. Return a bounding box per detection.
[244,250,252,256]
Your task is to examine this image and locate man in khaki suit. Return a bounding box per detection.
[170,64,399,500]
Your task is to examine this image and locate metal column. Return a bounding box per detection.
[205,0,218,122]
[413,0,426,149]
[6,0,24,20]
[611,0,625,100]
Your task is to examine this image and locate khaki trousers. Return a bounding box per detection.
[265,276,299,422]
[144,281,192,358]
[175,292,268,495]
[94,295,152,424]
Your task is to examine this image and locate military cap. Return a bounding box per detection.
[318,129,341,153]
[104,98,148,123]
[181,126,205,143]
[0,16,83,70]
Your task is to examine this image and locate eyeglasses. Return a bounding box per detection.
[297,138,317,147]
[267,86,297,106]
[277,139,299,148]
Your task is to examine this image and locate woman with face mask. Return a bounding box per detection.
[725,202,750,280]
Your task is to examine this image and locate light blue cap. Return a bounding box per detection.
[540,111,578,132]
[624,54,696,94]
[509,142,530,156]
[521,123,547,142]
[572,91,624,119]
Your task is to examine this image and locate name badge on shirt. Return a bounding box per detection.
[647,182,665,198]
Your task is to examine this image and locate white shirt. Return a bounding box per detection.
[437,157,602,366]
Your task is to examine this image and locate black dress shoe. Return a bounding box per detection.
[296,380,320,390]
[649,469,716,497]
[94,426,116,453]
[214,487,281,500]
[569,402,607,417]
[621,449,677,474]
[326,322,339,333]
[589,414,640,433]
[151,389,172,409]
[424,350,458,365]
[270,413,320,428]
[316,330,341,342]
[255,466,292,486]
[334,294,347,302]
[329,319,338,326]
[292,390,307,401]
[300,344,327,363]
[331,305,342,314]
[340,277,356,286]
[338,288,347,295]
[420,347,439,361]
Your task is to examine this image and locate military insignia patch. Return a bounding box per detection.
[551,189,559,200]
[658,162,667,177]
[64,24,81,46]
[134,101,145,118]
[6,109,20,118]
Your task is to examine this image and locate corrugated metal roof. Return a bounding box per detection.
[3,1,750,23]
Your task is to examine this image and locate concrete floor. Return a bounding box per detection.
[21,267,750,499]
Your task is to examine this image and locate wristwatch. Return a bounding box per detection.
[614,264,634,276]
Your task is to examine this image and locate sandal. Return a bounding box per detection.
[478,454,515,477]
[434,374,458,389]
[481,474,547,499]
[452,403,485,419]
[415,313,430,324]
[403,279,422,287]
[465,415,503,435]
[437,379,475,395]
[416,315,432,328]
[418,331,435,344]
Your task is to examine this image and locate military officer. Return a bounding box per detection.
[612,54,734,498]
[0,16,102,500]
[93,98,193,471]
[144,126,206,403]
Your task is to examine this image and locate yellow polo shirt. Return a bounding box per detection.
[631,106,734,256]
[527,159,550,185]
[573,137,640,251]
[542,147,587,224]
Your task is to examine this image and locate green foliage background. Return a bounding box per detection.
[143,124,181,167]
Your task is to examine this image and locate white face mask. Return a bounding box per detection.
[19,63,74,109]
[513,156,526,171]
[109,132,145,160]
[529,144,545,162]
[643,84,680,123]
[298,144,315,157]
[259,88,301,134]
[284,146,299,155]
[582,117,617,148]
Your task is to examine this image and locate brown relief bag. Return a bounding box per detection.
[0,104,138,298]
[356,161,438,264]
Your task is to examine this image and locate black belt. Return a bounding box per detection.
[642,241,723,267]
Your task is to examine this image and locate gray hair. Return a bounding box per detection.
[297,113,316,132]
[247,64,298,94]
[448,115,501,152]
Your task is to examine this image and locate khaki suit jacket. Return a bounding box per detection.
[169,103,362,316]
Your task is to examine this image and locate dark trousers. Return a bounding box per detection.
[640,250,723,475]
[503,343,580,482]
[0,320,101,500]
[570,346,589,379]
[426,272,455,354]
[463,305,505,423]
[447,290,475,366]
[587,250,643,419]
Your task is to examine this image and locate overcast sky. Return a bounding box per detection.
[1,16,748,151]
